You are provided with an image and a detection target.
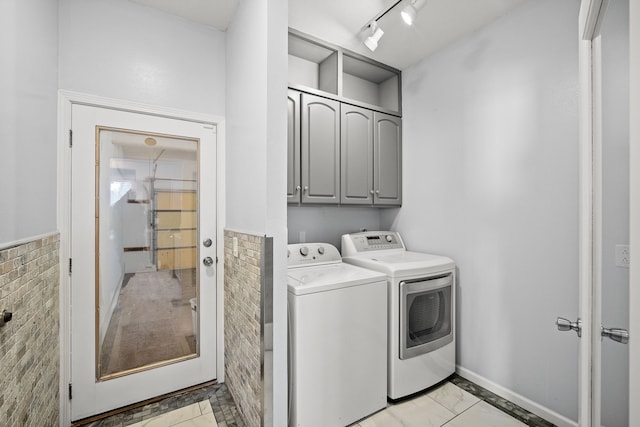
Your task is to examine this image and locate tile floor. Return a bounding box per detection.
[77,382,244,427]
[354,381,526,427]
[127,400,216,427]
[85,375,554,427]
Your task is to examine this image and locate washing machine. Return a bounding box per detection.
[287,243,387,427]
[341,231,456,400]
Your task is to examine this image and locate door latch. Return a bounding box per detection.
[601,326,629,344]
[556,317,582,337]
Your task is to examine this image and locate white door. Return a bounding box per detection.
[567,1,632,425]
[70,104,217,421]
[593,1,630,425]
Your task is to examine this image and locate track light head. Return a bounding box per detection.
[360,21,384,52]
[401,0,426,26]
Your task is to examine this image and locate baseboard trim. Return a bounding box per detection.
[456,366,578,427]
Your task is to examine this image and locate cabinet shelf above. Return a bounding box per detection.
[288,29,402,116]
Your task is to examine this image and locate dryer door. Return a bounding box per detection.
[400,274,453,360]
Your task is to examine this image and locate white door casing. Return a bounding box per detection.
[57,91,226,425]
[631,0,640,425]
[579,0,635,426]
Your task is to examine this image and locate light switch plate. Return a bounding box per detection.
[615,244,630,268]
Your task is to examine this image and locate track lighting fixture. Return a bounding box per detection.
[360,21,385,52]
[359,0,426,51]
[401,0,426,26]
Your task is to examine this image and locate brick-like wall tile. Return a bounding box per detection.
[0,234,60,426]
[224,230,263,427]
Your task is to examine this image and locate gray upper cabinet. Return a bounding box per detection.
[341,105,374,204]
[374,113,402,206]
[287,90,301,204]
[341,106,402,206]
[301,93,340,204]
[288,29,402,207]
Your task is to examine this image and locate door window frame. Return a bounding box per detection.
[57,90,226,426]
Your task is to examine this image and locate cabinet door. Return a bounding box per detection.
[287,90,301,204]
[341,105,373,204]
[374,112,402,206]
[301,94,340,204]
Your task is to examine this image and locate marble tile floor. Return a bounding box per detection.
[81,375,553,427]
[352,375,555,427]
[77,383,245,427]
[127,400,216,427]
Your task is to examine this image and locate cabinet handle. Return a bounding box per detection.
[296,185,301,193]
[370,190,374,195]
[303,186,308,193]
[375,189,380,194]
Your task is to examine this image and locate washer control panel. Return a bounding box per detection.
[287,243,341,267]
[342,231,405,253]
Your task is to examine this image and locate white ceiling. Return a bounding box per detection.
[131,0,240,31]
[130,0,526,70]
[288,0,527,70]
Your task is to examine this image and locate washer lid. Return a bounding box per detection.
[343,251,455,277]
[287,262,386,295]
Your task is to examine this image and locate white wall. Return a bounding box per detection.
[288,206,381,249]
[0,0,58,244]
[58,0,226,116]
[600,0,629,425]
[226,0,288,424]
[382,0,581,422]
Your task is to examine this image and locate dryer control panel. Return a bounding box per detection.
[342,231,405,254]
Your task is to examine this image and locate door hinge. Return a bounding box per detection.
[69,129,73,148]
[216,256,219,264]
[69,258,72,275]
[68,383,72,400]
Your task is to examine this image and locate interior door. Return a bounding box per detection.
[70,104,217,421]
[594,1,630,425]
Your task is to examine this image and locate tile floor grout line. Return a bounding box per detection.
[438,400,482,427]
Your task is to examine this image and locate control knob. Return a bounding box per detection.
[299,246,309,256]
[385,235,393,242]
[318,246,325,255]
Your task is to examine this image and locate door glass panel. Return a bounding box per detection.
[599,0,629,425]
[97,128,199,380]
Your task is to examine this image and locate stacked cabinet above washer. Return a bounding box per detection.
[341,105,402,205]
[288,29,402,207]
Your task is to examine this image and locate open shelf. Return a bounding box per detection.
[342,53,400,113]
[288,29,402,116]
[288,32,339,95]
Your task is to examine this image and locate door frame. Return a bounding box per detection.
[629,0,640,425]
[57,90,226,426]
[579,0,638,425]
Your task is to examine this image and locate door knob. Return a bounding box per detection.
[203,238,212,248]
[203,256,214,267]
[556,317,582,337]
[602,326,629,344]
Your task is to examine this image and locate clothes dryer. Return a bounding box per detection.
[342,231,456,400]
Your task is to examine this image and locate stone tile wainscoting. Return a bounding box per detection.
[224,231,265,427]
[0,234,60,426]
